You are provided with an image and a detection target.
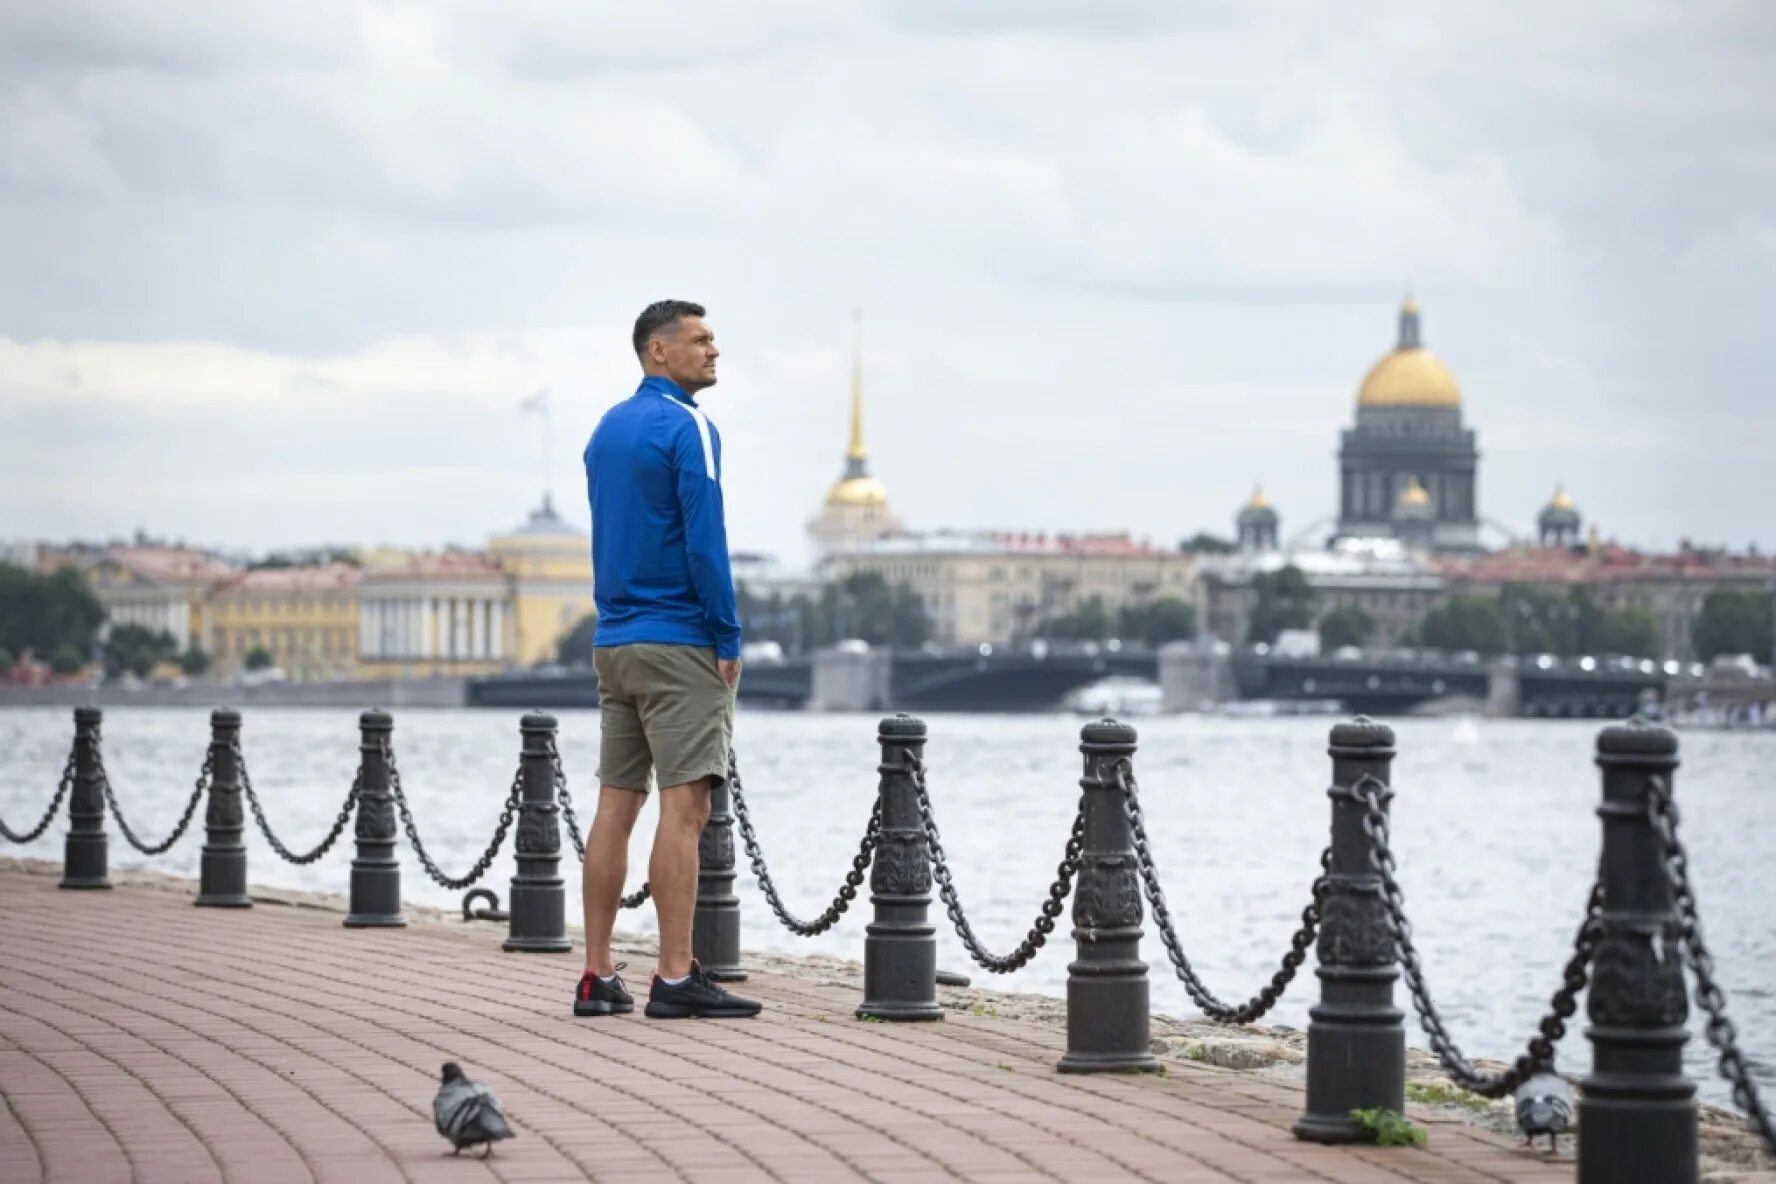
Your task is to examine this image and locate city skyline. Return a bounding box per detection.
[2,4,1772,564]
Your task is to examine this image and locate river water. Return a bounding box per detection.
[2,706,1770,1108]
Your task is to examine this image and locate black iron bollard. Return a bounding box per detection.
[344,709,405,928]
[195,708,250,908]
[1059,719,1156,1073]
[1579,721,1696,1183]
[504,712,571,953]
[858,714,941,1021]
[693,765,746,982]
[59,706,110,890]
[1293,718,1405,1142]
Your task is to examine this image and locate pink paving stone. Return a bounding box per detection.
[0,868,1578,1184]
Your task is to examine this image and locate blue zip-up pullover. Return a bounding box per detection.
[585,376,742,659]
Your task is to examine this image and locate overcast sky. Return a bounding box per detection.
[2,1,1772,566]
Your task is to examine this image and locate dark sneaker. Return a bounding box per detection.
[644,961,762,1019]
[573,964,634,1016]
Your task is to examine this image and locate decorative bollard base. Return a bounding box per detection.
[1057,959,1156,1074]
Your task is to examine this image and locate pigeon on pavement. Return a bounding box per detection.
[1513,1069,1573,1152]
[433,1062,515,1157]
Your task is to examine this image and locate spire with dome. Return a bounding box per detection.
[1539,483,1583,547]
[807,313,901,562]
[1236,484,1279,552]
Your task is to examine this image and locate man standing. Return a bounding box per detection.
[574,300,759,1019]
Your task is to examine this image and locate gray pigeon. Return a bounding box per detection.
[1513,1069,1573,1151]
[433,1062,515,1157]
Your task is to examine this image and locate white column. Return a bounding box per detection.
[413,599,425,658]
[442,599,455,660]
[491,601,506,659]
[360,603,372,658]
[469,599,483,659]
[417,598,431,659]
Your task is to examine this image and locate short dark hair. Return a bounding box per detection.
[632,300,706,359]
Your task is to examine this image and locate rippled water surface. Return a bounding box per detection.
[3,706,1770,1107]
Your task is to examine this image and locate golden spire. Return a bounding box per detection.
[1246,484,1269,510]
[1548,483,1575,511]
[847,310,866,462]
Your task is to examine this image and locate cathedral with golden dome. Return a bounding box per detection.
[1335,296,1482,552]
[806,334,902,560]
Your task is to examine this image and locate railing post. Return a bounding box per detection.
[1294,717,1405,1142]
[1579,721,1696,1183]
[504,711,571,953]
[858,714,940,1021]
[195,708,250,907]
[59,706,110,890]
[345,709,404,928]
[693,763,746,982]
[1059,719,1155,1073]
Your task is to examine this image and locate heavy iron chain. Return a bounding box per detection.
[239,741,362,866]
[0,746,77,844]
[98,739,211,857]
[386,739,519,891]
[547,738,649,910]
[1647,774,1776,1156]
[1350,773,1601,1098]
[729,749,880,937]
[1115,760,1329,1024]
[907,752,1084,974]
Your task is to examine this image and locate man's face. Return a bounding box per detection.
[651,315,719,393]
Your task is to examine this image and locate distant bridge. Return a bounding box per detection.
[467,646,1156,713]
[1234,651,1667,718]
[468,645,1672,717]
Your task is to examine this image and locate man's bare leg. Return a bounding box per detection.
[650,777,712,980]
[582,785,646,976]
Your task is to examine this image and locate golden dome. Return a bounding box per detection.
[1358,349,1461,408]
[1245,485,1270,511]
[1547,485,1575,512]
[1357,296,1461,408]
[1398,477,1432,508]
[826,476,888,508]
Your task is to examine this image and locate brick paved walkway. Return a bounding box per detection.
[0,869,1570,1184]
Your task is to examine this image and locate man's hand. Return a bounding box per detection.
[718,658,742,687]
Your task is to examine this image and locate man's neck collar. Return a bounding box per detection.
[639,375,695,405]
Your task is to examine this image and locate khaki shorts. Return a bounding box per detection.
[594,643,735,792]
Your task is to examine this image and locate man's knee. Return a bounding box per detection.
[594,786,646,834]
[658,777,712,832]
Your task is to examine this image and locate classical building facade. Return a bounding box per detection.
[1435,542,1776,661]
[207,564,361,680]
[357,550,511,678]
[824,531,1196,647]
[1336,298,1482,552]
[1201,489,1443,647]
[86,547,239,654]
[355,497,594,677]
[487,496,596,667]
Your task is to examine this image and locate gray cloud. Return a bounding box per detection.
[1,1,1772,562]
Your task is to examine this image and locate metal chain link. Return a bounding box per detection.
[98,739,210,856]
[729,749,879,936]
[908,753,1083,974]
[1647,774,1776,1156]
[386,740,519,890]
[239,741,361,866]
[547,739,649,909]
[0,745,77,844]
[1115,760,1328,1023]
[1351,773,1601,1098]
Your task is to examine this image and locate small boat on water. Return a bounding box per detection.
[1065,677,1163,717]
